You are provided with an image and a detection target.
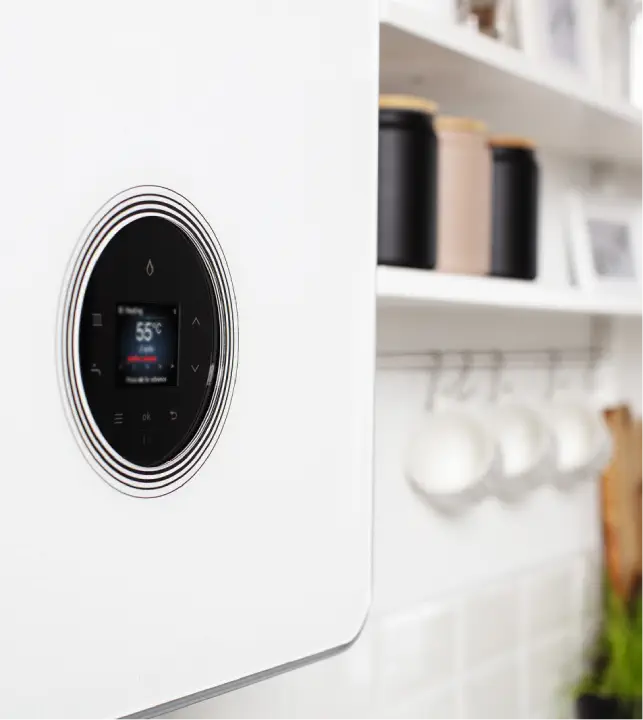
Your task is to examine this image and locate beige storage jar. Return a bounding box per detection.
[435,116,492,275]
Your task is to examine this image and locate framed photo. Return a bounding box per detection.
[468,0,521,47]
[516,0,601,83]
[567,191,641,294]
[629,0,642,106]
[599,0,641,102]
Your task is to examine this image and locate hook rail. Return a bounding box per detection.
[377,347,605,371]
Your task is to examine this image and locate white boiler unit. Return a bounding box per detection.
[0,2,377,717]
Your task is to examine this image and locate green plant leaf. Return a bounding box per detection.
[572,579,642,708]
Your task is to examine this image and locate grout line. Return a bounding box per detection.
[519,572,531,718]
[454,594,466,719]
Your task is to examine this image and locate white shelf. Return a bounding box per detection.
[380,1,642,165]
[377,267,642,317]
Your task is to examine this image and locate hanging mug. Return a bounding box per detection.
[406,354,498,515]
[546,353,612,490]
[549,392,612,489]
[485,356,554,502]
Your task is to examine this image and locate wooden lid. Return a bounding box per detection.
[379,94,438,114]
[489,134,536,149]
[434,115,487,134]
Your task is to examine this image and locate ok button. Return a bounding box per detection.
[141,411,152,422]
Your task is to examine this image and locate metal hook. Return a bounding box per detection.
[424,352,443,410]
[585,317,602,394]
[461,352,473,400]
[445,351,473,401]
[490,350,504,403]
[584,346,597,395]
[546,349,560,399]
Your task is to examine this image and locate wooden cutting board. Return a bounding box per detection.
[601,407,642,600]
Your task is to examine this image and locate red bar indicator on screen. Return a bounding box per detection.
[127,355,158,363]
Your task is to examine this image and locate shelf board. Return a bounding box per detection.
[377,267,642,317]
[380,1,642,165]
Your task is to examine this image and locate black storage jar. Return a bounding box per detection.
[489,136,539,280]
[378,95,438,269]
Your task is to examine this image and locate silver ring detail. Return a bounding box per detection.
[57,186,238,498]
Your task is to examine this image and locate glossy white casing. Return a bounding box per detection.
[0,3,377,717]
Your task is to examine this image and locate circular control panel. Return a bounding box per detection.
[59,187,238,497]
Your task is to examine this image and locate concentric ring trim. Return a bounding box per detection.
[58,186,238,498]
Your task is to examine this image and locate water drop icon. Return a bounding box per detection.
[146,259,154,277]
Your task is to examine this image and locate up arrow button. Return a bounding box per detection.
[192,316,200,327]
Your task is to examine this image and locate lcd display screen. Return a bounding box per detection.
[116,303,178,386]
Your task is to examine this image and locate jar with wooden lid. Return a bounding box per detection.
[435,116,491,276]
[378,95,438,270]
[489,135,539,280]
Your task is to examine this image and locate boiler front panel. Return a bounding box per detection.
[0,1,377,717]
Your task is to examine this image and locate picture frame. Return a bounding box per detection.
[516,0,602,84]
[467,0,521,47]
[567,190,641,294]
[629,0,642,106]
[599,0,639,102]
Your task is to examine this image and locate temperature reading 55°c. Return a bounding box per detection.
[116,303,179,387]
[135,321,163,342]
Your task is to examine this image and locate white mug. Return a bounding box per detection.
[485,398,554,501]
[479,363,553,501]
[405,397,498,515]
[547,390,612,489]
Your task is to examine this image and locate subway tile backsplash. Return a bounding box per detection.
[525,558,579,642]
[380,683,461,720]
[461,579,522,670]
[374,603,459,699]
[527,633,581,720]
[461,655,523,719]
[163,551,600,719]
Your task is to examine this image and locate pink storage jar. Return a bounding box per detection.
[435,116,492,275]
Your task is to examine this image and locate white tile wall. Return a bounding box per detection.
[379,683,461,719]
[527,633,583,720]
[461,580,522,670]
[374,603,458,700]
[525,559,579,642]
[462,655,523,719]
[163,553,601,719]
